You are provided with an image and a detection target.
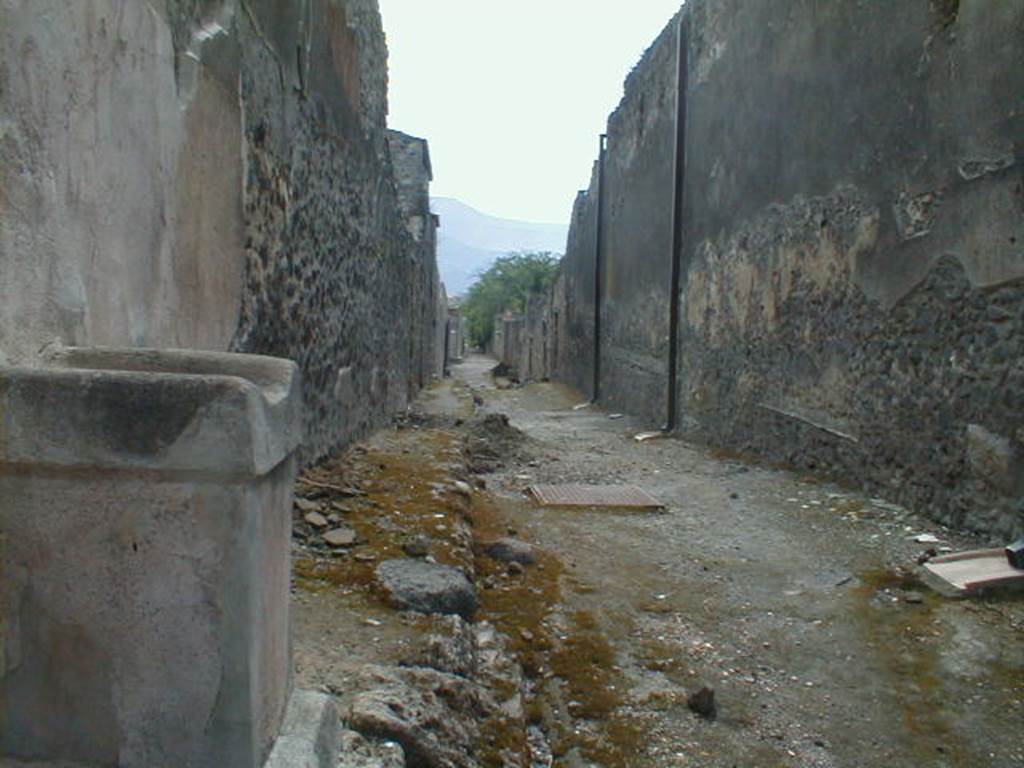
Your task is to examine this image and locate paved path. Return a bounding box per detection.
[454,354,1023,768]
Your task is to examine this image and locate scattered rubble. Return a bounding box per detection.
[305,512,329,529]
[291,360,1024,767]
[296,497,321,514]
[324,528,358,547]
[376,559,478,619]
[347,665,483,768]
[483,538,537,565]
[338,729,406,768]
[402,534,432,558]
[686,686,717,719]
[463,413,530,474]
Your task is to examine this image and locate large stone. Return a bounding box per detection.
[324,527,358,547]
[338,729,406,768]
[347,666,482,768]
[376,560,478,619]
[483,538,537,565]
[415,616,478,678]
[0,347,301,768]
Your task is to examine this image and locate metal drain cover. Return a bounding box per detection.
[528,484,664,509]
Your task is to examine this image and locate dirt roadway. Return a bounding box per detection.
[292,354,1024,768]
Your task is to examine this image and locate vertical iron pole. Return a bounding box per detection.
[665,18,688,432]
[593,133,608,402]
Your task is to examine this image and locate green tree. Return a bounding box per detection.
[462,251,559,347]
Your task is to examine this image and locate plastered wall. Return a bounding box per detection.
[554,0,1024,537]
[0,0,442,462]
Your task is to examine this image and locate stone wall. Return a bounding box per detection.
[388,130,443,390]
[599,14,681,425]
[560,187,599,398]
[0,0,441,463]
[446,304,467,365]
[436,281,449,377]
[553,0,1024,538]
[489,282,561,384]
[492,312,525,378]
[547,269,569,384]
[522,291,549,382]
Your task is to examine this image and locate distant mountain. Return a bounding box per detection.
[432,197,568,296]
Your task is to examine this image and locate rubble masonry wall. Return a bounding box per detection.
[556,0,1024,537]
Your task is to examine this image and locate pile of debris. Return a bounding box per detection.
[464,413,531,474]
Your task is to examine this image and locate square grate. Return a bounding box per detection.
[528,483,664,509]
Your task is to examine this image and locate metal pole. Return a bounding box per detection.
[665,17,688,432]
[593,133,608,402]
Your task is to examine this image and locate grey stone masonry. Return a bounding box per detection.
[0,347,301,768]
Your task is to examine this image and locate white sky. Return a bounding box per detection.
[379,1,684,224]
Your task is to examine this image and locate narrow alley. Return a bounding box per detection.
[2,3,1022,767]
[290,355,1024,768]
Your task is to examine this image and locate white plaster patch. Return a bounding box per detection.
[178,0,238,110]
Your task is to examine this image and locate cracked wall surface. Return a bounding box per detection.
[556,0,1024,537]
[0,0,438,463]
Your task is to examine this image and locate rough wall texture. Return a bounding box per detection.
[560,187,598,398]
[388,130,443,389]
[491,281,561,384]
[445,304,467,364]
[0,0,440,463]
[227,0,430,461]
[548,269,568,383]
[435,281,448,377]
[492,312,525,377]
[554,0,1024,538]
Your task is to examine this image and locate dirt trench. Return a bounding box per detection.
[291,355,1024,768]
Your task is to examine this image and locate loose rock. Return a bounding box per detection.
[338,729,406,768]
[295,498,320,514]
[324,527,357,547]
[416,615,477,678]
[304,512,329,529]
[402,534,432,558]
[347,665,482,768]
[484,538,537,565]
[376,559,478,618]
[687,686,717,719]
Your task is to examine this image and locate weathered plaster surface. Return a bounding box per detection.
[0,1,243,364]
[1,0,441,462]
[554,0,1024,537]
[598,15,680,424]
[560,185,598,399]
[388,130,443,390]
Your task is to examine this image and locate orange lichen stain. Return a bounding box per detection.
[470,491,645,766]
[293,430,472,602]
[293,424,649,766]
[853,569,977,767]
[639,639,688,674]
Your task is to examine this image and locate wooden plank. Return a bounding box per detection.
[923,549,1024,595]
